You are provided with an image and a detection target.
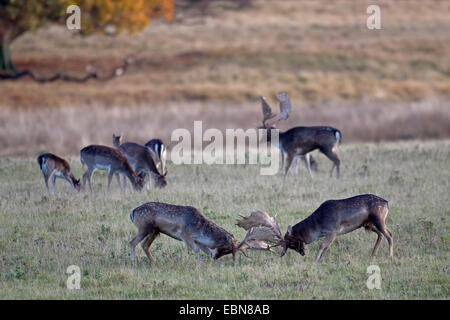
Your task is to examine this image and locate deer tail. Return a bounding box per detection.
[335,129,342,145]
[37,155,45,170]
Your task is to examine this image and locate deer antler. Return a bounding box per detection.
[275,92,292,122]
[236,211,283,255]
[259,95,277,127]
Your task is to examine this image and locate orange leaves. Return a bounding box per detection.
[76,0,175,35]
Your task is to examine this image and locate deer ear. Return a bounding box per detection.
[287,226,292,235]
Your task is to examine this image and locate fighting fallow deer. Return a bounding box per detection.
[145,138,167,177]
[259,92,342,183]
[80,145,145,193]
[236,194,393,262]
[37,153,80,194]
[113,134,167,190]
[129,202,237,265]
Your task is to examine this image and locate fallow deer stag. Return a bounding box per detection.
[37,153,80,194]
[129,202,237,265]
[236,194,394,262]
[259,92,342,183]
[80,145,145,193]
[113,134,167,190]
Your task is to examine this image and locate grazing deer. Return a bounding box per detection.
[37,153,80,194]
[113,134,167,190]
[236,194,393,262]
[80,145,145,193]
[129,202,237,265]
[145,138,167,177]
[259,92,342,184]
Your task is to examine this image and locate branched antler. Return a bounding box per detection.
[236,211,283,255]
[259,92,292,128]
[275,92,291,121]
[259,95,276,127]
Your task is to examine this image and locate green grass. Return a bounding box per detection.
[0,140,449,299]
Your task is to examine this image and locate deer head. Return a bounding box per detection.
[213,237,238,261]
[72,177,81,192]
[258,92,292,130]
[280,226,306,257]
[155,170,168,188]
[132,173,144,191]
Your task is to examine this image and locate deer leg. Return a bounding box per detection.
[315,232,337,262]
[320,147,340,179]
[51,172,57,194]
[83,168,94,193]
[106,170,114,193]
[114,173,123,192]
[122,175,127,193]
[302,153,313,179]
[372,218,394,258]
[196,244,212,258]
[82,169,92,192]
[291,156,299,175]
[141,230,160,261]
[43,173,50,194]
[198,244,222,267]
[282,153,295,188]
[129,231,149,266]
[371,228,384,257]
[181,235,203,264]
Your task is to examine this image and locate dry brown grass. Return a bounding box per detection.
[1,98,449,157]
[1,0,450,107]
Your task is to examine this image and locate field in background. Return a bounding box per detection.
[2,0,450,108]
[1,98,450,157]
[0,140,448,299]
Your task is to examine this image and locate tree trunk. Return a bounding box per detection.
[0,35,17,73]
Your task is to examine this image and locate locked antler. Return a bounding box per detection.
[236,211,283,255]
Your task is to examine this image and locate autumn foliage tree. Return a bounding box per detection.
[0,0,174,73]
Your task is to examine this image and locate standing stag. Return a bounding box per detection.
[80,145,145,193]
[236,194,394,262]
[113,135,167,190]
[129,202,237,265]
[259,92,342,183]
[37,153,80,194]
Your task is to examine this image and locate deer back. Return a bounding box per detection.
[289,194,388,244]
[131,202,234,248]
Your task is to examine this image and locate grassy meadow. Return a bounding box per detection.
[0,140,448,299]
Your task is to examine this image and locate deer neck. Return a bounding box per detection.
[122,165,138,186]
[69,174,78,185]
[293,217,321,244]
